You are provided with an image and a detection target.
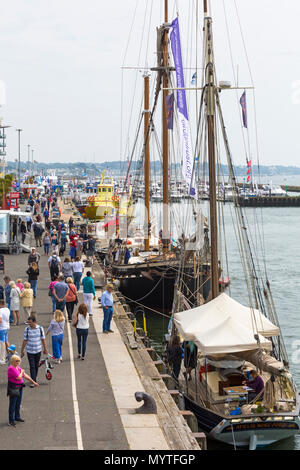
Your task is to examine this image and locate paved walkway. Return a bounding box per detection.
[0,250,129,450]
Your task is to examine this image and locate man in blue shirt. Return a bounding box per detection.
[101,284,114,334]
[53,275,69,312]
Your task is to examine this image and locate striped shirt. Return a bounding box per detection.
[24,325,45,354]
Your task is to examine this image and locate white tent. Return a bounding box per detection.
[173,293,278,355]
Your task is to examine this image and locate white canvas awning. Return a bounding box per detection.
[173,293,278,355]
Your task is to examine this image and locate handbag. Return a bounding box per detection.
[7,382,21,398]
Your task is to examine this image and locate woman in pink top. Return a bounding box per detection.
[7,355,38,426]
[16,279,24,292]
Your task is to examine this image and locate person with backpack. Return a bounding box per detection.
[20,316,48,386]
[32,222,44,247]
[48,254,61,281]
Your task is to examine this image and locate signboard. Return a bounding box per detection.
[9,192,20,199]
[10,192,20,209]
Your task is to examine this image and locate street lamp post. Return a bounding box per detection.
[16,129,22,192]
[27,144,31,176]
[31,149,34,177]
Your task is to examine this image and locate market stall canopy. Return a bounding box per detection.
[173,293,278,355]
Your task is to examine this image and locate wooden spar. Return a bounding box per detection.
[203,0,208,15]
[144,73,151,252]
[162,0,169,253]
[204,13,219,299]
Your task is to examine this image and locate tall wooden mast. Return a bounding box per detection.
[204,0,219,299]
[162,0,169,253]
[144,73,151,251]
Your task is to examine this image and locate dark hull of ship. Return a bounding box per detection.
[112,262,211,313]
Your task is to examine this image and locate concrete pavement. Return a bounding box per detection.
[0,249,129,450]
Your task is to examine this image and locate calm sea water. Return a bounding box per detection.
[133,192,300,450]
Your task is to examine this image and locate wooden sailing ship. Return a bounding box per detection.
[163,0,300,450]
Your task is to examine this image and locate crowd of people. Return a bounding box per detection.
[1,190,115,427]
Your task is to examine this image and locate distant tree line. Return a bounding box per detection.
[5,160,300,177]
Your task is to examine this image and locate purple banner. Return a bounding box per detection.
[170,18,188,120]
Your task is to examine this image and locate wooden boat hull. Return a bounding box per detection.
[184,394,300,449]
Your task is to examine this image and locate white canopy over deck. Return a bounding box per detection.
[174,293,279,355]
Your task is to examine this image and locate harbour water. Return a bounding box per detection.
[133,196,300,450]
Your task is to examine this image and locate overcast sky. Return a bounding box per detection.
[1,0,300,167]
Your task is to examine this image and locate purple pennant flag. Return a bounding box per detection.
[240,91,248,128]
[166,93,174,130]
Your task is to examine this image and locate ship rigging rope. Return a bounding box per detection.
[120,292,170,320]
[223,0,268,280]
[122,0,150,165]
[221,3,276,334]
[120,0,139,162]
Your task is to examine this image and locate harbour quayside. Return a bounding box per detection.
[101,0,300,450]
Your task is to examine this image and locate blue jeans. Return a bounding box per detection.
[103,306,113,332]
[73,272,82,291]
[44,243,50,255]
[7,300,13,324]
[52,334,64,359]
[76,328,89,357]
[55,300,66,312]
[0,329,8,342]
[30,280,38,297]
[9,387,23,422]
[27,352,41,382]
[51,295,56,313]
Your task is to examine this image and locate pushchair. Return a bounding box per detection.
[38,354,55,380]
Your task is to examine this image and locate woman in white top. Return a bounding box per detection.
[73,303,89,360]
[72,256,84,291]
[10,282,20,326]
